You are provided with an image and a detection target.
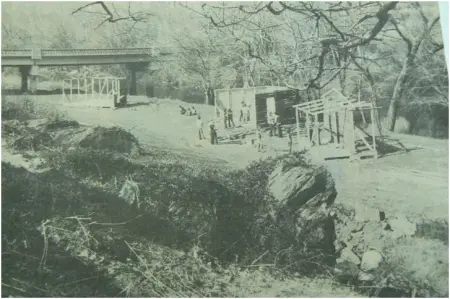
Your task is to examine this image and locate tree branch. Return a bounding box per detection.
[72,1,154,28]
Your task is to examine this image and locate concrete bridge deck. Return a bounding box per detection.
[1,47,175,94]
[1,47,173,67]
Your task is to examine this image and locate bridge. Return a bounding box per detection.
[1,47,174,95]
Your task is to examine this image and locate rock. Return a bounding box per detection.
[337,247,361,265]
[360,250,383,271]
[267,162,338,267]
[119,178,140,208]
[351,222,364,233]
[268,164,336,210]
[334,261,360,283]
[388,215,416,238]
[78,126,141,156]
[358,270,375,282]
[354,206,380,222]
[334,240,346,253]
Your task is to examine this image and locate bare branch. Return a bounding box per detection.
[72,1,155,28]
[390,19,413,53]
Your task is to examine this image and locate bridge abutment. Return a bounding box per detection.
[126,62,149,96]
[19,66,31,93]
[28,66,39,94]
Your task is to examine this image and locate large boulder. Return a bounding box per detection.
[268,164,336,210]
[78,126,142,156]
[360,250,384,272]
[268,163,338,266]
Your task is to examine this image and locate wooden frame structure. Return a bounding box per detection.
[214,86,298,129]
[62,77,125,108]
[293,89,378,160]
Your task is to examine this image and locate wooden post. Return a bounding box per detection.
[306,114,311,146]
[70,79,72,100]
[91,78,94,100]
[295,107,301,152]
[350,110,356,155]
[371,107,377,158]
[314,114,320,146]
[335,111,341,144]
[62,80,65,101]
[118,79,121,103]
[214,90,218,120]
[358,78,367,125]
[106,79,109,102]
[84,78,87,101]
[77,79,80,101]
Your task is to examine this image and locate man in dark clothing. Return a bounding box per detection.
[227,109,235,128]
[287,128,293,153]
[209,121,218,144]
[268,113,275,137]
[223,109,228,129]
[275,113,282,137]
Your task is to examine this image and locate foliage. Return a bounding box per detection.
[366,237,449,297]
[2,96,37,121]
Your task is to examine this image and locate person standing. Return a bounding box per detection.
[209,120,218,145]
[227,109,235,128]
[239,104,245,123]
[268,112,275,137]
[256,127,263,152]
[246,105,251,122]
[287,128,293,153]
[197,115,205,140]
[275,113,282,138]
[223,109,228,129]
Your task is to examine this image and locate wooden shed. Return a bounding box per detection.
[214,86,304,129]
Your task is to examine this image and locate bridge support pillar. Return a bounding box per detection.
[126,62,149,96]
[28,66,40,95]
[19,66,31,93]
[130,69,137,96]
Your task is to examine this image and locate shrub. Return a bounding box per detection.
[2,96,37,121]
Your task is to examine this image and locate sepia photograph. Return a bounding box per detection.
[1,1,448,297]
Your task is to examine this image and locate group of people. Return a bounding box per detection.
[180,105,197,116]
[254,112,293,153]
[268,112,283,138]
[196,114,218,145]
[239,103,251,123]
[222,102,252,129]
[255,125,293,153]
[223,108,235,128]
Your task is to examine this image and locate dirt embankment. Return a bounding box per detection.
[2,116,448,298]
[2,117,360,297]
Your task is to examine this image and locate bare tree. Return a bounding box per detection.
[385,2,441,131]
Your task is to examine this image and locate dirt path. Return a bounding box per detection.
[29,95,449,223]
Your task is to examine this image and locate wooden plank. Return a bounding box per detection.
[355,128,375,152]
[295,108,301,151]
[335,112,340,144]
[371,108,378,158]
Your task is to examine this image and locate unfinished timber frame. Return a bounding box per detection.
[62,77,125,108]
[293,89,378,160]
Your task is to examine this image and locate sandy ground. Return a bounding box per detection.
[8,94,449,223]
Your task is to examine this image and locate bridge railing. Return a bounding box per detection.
[1,50,32,57]
[2,47,174,57]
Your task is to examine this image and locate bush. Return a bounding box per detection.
[2,96,37,121]
[381,237,448,297]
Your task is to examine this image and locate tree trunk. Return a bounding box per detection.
[386,59,410,131]
[205,87,215,105]
[386,22,428,132]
